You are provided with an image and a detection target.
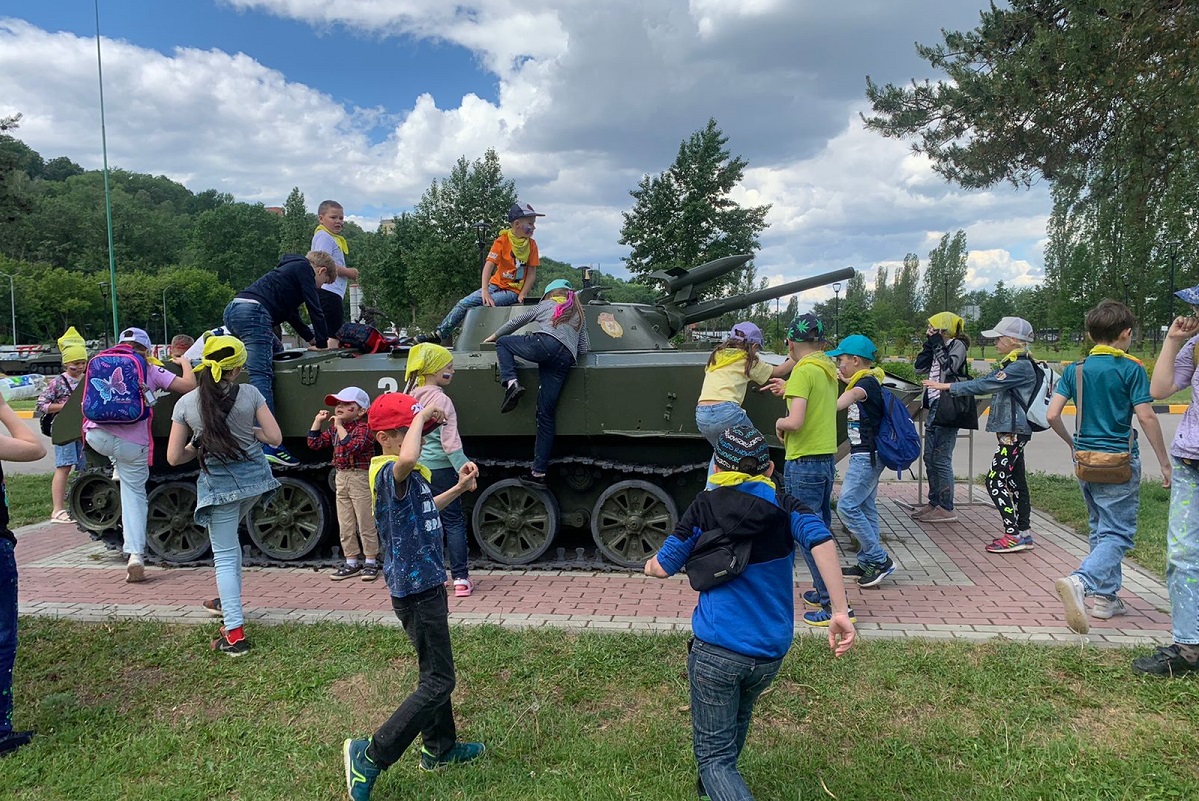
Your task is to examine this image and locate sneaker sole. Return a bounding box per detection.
[985,542,1033,554]
[331,573,361,581]
[343,739,356,797]
[360,574,379,582]
[203,605,223,618]
[926,515,958,523]
[126,562,145,583]
[1055,577,1090,634]
[803,616,858,628]
[802,598,822,609]
[1091,605,1127,621]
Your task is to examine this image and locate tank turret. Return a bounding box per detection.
[59,257,921,571]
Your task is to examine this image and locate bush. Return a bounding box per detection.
[884,361,919,384]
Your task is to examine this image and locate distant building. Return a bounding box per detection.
[265,206,284,216]
[378,218,396,235]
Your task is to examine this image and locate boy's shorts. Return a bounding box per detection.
[54,440,86,470]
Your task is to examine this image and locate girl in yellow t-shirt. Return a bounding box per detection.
[695,322,794,478]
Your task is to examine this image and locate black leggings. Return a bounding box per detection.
[986,434,1030,536]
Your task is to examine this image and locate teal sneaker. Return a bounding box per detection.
[343,738,380,800]
[419,741,486,771]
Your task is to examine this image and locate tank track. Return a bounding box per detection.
[76,456,706,572]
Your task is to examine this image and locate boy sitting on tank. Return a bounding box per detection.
[423,202,545,347]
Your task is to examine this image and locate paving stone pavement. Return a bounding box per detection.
[14,481,1173,649]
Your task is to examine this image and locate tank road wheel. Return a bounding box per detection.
[145,482,211,563]
[591,480,679,568]
[68,470,121,533]
[471,479,559,565]
[247,477,328,560]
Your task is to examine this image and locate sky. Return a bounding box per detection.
[0,0,1051,309]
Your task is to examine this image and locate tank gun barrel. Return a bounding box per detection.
[647,254,753,295]
[677,267,856,329]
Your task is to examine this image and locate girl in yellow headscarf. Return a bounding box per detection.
[403,343,478,597]
[38,327,90,522]
[166,334,281,655]
[912,312,972,524]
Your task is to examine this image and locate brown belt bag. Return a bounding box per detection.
[1072,362,1134,484]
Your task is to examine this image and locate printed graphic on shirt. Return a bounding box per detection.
[847,401,863,447]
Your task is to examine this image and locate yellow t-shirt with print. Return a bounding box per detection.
[698,354,775,403]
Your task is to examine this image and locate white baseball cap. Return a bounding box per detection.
[324,386,371,409]
[118,327,152,350]
[981,316,1034,343]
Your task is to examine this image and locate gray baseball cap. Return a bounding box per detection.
[981,316,1034,342]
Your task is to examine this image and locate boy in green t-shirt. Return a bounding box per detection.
[770,313,852,625]
[1047,300,1171,635]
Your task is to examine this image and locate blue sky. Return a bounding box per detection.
[0,1,1050,300]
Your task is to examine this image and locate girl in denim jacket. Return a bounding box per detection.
[924,316,1036,554]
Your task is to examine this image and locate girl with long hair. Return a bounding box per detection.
[912,312,972,522]
[483,278,589,487]
[167,335,281,655]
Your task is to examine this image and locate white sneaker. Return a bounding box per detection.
[1055,574,1089,634]
[126,554,145,584]
[1092,596,1127,620]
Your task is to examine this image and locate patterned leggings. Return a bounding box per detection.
[986,434,1029,537]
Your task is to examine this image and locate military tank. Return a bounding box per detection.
[57,256,921,569]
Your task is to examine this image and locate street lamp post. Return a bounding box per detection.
[775,297,780,343]
[161,288,169,348]
[1169,241,1181,324]
[943,276,949,311]
[98,282,110,347]
[0,271,15,346]
[832,282,842,342]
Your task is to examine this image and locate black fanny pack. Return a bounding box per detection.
[685,527,752,591]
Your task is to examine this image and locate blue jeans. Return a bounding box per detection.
[1073,454,1141,599]
[838,452,887,566]
[207,498,257,631]
[368,586,457,769]
[223,300,282,415]
[688,639,783,801]
[924,402,957,510]
[696,403,753,482]
[54,440,86,471]
[438,288,519,335]
[430,467,469,580]
[784,456,835,607]
[496,333,574,474]
[0,539,16,737]
[85,428,150,557]
[1168,458,1199,645]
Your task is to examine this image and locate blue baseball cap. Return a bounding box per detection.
[827,334,877,361]
[1176,286,1199,306]
[543,279,573,295]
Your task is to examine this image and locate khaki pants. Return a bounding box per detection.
[335,469,378,560]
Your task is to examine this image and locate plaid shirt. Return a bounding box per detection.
[307,417,375,470]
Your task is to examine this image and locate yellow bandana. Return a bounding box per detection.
[315,224,348,255]
[1089,344,1143,365]
[706,348,748,373]
[845,367,885,390]
[404,343,453,388]
[707,472,776,490]
[369,455,431,504]
[797,351,838,382]
[194,335,246,383]
[927,312,965,337]
[498,228,531,264]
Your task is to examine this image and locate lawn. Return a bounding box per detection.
[2,619,1198,801]
[5,474,52,528]
[1024,472,1170,577]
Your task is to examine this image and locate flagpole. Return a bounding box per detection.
[95,0,119,335]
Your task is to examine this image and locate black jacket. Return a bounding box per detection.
[237,254,329,345]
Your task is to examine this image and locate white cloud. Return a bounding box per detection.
[2,2,1051,307]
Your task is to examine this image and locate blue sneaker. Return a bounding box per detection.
[802,589,822,608]
[263,444,299,467]
[803,606,857,627]
[343,738,380,800]
[419,741,486,771]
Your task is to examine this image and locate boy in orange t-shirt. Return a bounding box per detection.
[426,202,544,346]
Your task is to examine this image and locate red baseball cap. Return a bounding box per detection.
[367,392,440,434]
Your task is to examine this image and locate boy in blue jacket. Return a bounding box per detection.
[645,424,855,801]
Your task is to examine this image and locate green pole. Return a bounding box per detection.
[95,0,119,335]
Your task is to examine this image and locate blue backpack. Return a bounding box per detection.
[82,344,152,424]
[875,388,921,473]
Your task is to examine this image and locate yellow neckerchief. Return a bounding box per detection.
[404,343,453,388]
[315,224,348,255]
[706,348,748,373]
[368,454,432,504]
[549,295,568,305]
[797,351,837,381]
[498,228,531,263]
[844,367,885,391]
[145,354,166,368]
[1089,344,1144,365]
[998,346,1028,366]
[707,472,776,490]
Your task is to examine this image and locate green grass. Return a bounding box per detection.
[3,619,1199,801]
[5,474,52,528]
[9,398,36,411]
[1024,472,1169,577]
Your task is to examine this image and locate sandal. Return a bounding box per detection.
[50,510,73,524]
